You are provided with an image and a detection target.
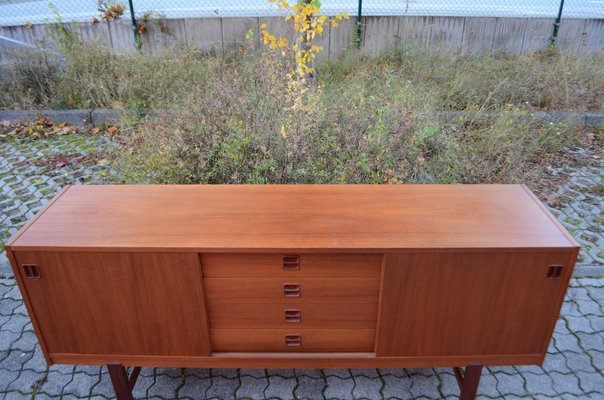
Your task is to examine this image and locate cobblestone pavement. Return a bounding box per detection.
[0,133,114,273]
[1,133,603,399]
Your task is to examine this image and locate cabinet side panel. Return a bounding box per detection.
[5,248,53,364]
[13,251,211,357]
[376,251,574,358]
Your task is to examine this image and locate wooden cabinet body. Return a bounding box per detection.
[6,185,578,397]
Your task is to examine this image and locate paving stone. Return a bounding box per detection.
[264,375,297,399]
[352,375,382,399]
[295,374,326,400]
[351,368,380,378]
[1,349,32,371]
[178,374,212,398]
[62,371,98,397]
[407,372,440,399]
[21,347,46,373]
[494,371,527,396]
[578,372,604,393]
[0,313,28,334]
[477,372,500,398]
[437,370,459,398]
[324,375,354,399]
[524,371,558,397]
[565,315,596,334]
[11,330,38,353]
[212,368,240,379]
[40,368,76,396]
[296,369,323,379]
[0,298,19,315]
[378,369,408,378]
[90,373,118,398]
[206,377,239,400]
[131,372,156,398]
[74,365,102,376]
[5,392,33,399]
[591,349,604,372]
[565,351,598,374]
[0,327,19,352]
[542,352,573,374]
[549,371,583,395]
[149,370,182,398]
[266,368,296,378]
[236,375,268,400]
[0,369,19,391]
[554,331,582,352]
[577,331,604,352]
[186,368,211,379]
[2,283,23,301]
[382,375,412,399]
[324,369,351,378]
[240,368,267,378]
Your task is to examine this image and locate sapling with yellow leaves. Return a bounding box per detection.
[251,0,348,84]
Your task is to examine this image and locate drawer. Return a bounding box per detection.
[204,278,380,304]
[210,329,375,352]
[201,253,382,278]
[208,303,378,329]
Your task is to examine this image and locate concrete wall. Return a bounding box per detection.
[1,16,603,62]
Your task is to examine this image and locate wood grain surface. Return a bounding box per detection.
[376,251,575,357]
[201,253,382,277]
[6,185,577,252]
[210,329,376,352]
[12,251,212,357]
[207,302,378,329]
[204,278,380,304]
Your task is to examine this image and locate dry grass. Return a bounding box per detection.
[1,38,602,185]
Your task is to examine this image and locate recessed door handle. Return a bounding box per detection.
[546,264,564,279]
[22,264,40,279]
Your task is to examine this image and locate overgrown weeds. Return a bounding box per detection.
[1,36,601,185]
[1,37,602,112]
[112,48,590,185]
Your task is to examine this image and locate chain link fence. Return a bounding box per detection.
[1,0,602,27]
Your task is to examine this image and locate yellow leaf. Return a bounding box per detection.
[260,23,267,29]
[280,124,287,139]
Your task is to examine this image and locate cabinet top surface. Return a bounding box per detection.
[7,184,577,251]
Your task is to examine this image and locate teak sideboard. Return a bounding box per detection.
[6,185,579,400]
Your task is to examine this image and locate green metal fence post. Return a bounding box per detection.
[355,0,363,48]
[551,0,565,46]
[127,0,142,50]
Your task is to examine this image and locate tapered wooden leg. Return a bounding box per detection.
[107,363,141,400]
[453,365,483,400]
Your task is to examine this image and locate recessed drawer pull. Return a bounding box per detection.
[546,264,564,279]
[283,283,300,297]
[22,264,41,279]
[283,256,300,271]
[285,334,301,347]
[284,309,301,322]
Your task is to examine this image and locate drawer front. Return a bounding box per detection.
[208,303,378,329]
[210,329,376,352]
[202,253,382,278]
[204,278,380,304]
